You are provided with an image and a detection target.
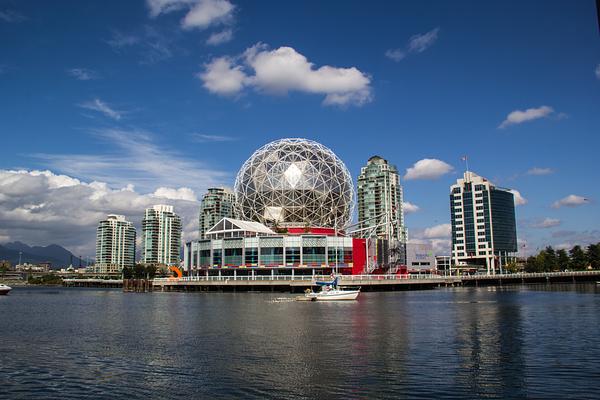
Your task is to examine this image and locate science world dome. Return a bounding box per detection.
[234,138,354,230]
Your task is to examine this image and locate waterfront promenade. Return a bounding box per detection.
[150,270,600,292]
[59,270,600,291]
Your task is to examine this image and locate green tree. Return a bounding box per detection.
[556,249,569,270]
[586,243,600,269]
[543,246,558,271]
[569,245,588,270]
[145,265,157,279]
[122,266,133,279]
[525,255,540,273]
[133,263,146,278]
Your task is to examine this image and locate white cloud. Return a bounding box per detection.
[552,194,589,208]
[384,48,405,62]
[499,105,554,129]
[183,0,234,29]
[206,29,233,45]
[32,128,231,193]
[153,187,197,202]
[403,201,420,214]
[148,0,235,30]
[595,64,600,79]
[404,158,453,180]
[385,27,440,63]
[510,189,527,206]
[0,169,201,257]
[198,43,373,107]
[191,133,235,142]
[408,27,440,53]
[531,218,561,229]
[68,68,99,81]
[0,9,26,23]
[106,28,174,65]
[527,167,554,176]
[423,223,451,239]
[199,56,247,95]
[78,98,123,120]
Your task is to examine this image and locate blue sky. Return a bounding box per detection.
[1,0,599,256]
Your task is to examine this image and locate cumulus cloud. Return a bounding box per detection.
[147,0,235,30]
[153,187,197,202]
[423,223,451,239]
[499,105,554,129]
[78,98,123,120]
[409,223,451,254]
[385,27,440,62]
[68,68,99,81]
[527,167,554,176]
[206,29,233,45]
[403,201,420,214]
[199,56,247,95]
[404,158,453,180]
[510,189,527,206]
[0,169,202,257]
[198,43,373,107]
[552,194,589,208]
[596,64,600,79]
[531,218,561,229]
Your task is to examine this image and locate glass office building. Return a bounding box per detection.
[450,171,517,274]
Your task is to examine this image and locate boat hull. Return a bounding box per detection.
[0,289,11,295]
[307,290,360,301]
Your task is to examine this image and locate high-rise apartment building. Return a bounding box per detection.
[199,187,235,239]
[142,204,182,266]
[450,171,517,274]
[357,156,407,243]
[95,214,136,273]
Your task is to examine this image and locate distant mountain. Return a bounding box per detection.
[0,242,87,269]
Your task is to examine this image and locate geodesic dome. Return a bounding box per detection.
[234,138,354,230]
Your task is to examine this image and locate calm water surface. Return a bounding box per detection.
[1,284,599,399]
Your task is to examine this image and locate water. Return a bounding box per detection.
[1,285,599,399]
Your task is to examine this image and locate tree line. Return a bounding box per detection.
[524,242,600,273]
[122,264,158,279]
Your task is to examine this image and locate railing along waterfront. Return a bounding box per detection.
[461,270,600,280]
[152,273,449,284]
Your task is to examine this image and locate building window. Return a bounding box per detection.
[477,212,484,217]
[285,247,301,266]
[212,249,222,268]
[476,206,484,210]
[303,247,326,266]
[244,248,258,266]
[261,247,284,266]
[476,199,483,204]
[224,248,243,267]
[475,192,483,198]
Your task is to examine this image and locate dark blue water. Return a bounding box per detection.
[1,284,599,399]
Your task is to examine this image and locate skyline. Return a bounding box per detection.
[1,0,599,257]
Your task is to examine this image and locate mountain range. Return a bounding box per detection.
[0,242,87,269]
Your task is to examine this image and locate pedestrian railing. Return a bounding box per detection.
[152,273,451,284]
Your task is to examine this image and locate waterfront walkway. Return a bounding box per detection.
[59,270,600,291]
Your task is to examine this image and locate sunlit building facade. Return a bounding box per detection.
[142,204,182,266]
[450,171,517,274]
[199,187,235,239]
[95,214,136,273]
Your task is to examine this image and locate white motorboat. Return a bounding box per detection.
[303,275,360,301]
[0,284,12,295]
[305,288,360,301]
